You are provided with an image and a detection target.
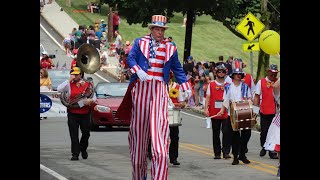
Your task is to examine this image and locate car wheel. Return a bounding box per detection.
[90,113,99,131]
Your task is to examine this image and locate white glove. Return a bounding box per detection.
[136,69,148,81]
[185,89,192,99]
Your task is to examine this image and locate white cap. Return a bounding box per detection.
[101,19,104,21]
[42,51,48,55]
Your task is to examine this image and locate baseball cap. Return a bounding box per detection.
[70,67,81,75]
[187,56,193,61]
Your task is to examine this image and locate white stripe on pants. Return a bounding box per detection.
[128,79,169,180]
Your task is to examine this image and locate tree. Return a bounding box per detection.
[102,0,279,76]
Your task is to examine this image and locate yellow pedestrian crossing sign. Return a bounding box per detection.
[236,12,265,42]
[242,42,260,52]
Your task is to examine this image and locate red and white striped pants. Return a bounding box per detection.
[128,79,169,180]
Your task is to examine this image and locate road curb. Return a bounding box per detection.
[40,14,65,41]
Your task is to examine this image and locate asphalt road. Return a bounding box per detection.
[40,22,279,180]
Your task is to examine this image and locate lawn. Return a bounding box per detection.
[55,0,280,78]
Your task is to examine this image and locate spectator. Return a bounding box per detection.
[114,30,122,56]
[183,55,195,76]
[40,68,52,91]
[124,41,132,55]
[87,2,99,13]
[215,55,226,67]
[113,11,120,37]
[226,56,233,76]
[62,36,72,56]
[40,51,55,69]
[167,36,176,46]
[100,19,107,32]
[70,49,78,69]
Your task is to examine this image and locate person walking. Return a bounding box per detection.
[254,64,279,159]
[216,59,252,165]
[116,15,192,180]
[204,64,232,159]
[57,67,96,161]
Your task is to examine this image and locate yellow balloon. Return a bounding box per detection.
[259,30,280,55]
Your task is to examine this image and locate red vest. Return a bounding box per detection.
[260,78,277,115]
[208,81,228,119]
[68,80,91,114]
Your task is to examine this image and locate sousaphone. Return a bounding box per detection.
[76,43,101,74]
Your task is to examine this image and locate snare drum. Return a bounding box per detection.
[168,107,182,127]
[230,100,256,131]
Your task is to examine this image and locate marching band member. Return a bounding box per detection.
[117,15,192,180]
[57,67,96,161]
[254,64,279,159]
[216,59,252,165]
[204,64,232,159]
[168,72,185,165]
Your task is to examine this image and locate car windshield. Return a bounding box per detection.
[95,83,128,98]
[48,69,70,90]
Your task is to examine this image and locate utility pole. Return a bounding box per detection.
[108,6,113,42]
[183,9,194,64]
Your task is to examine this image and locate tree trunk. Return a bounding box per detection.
[256,0,270,82]
[183,9,194,64]
[108,6,113,42]
[66,0,71,7]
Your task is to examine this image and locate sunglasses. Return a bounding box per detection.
[217,70,226,74]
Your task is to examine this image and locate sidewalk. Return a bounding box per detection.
[40,2,206,116]
[40,2,119,80]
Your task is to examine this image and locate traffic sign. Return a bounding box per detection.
[242,42,260,52]
[236,12,265,42]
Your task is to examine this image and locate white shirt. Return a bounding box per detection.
[222,82,251,115]
[114,34,122,48]
[206,80,226,96]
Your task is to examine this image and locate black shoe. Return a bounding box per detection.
[170,160,180,165]
[239,157,251,164]
[70,155,79,161]
[214,155,221,159]
[223,154,231,159]
[81,151,88,159]
[260,148,266,157]
[269,153,279,159]
[232,158,239,165]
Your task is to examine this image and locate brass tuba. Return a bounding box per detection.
[60,43,100,108]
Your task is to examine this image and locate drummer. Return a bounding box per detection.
[168,72,185,165]
[147,72,185,165]
[216,58,252,165]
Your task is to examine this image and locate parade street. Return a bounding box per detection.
[40,12,278,180]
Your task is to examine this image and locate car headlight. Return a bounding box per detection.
[94,105,111,112]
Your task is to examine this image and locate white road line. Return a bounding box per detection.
[180,111,259,133]
[40,164,68,180]
[40,23,110,82]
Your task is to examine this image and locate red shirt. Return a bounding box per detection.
[40,58,53,69]
[71,59,77,69]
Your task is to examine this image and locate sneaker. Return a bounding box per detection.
[260,148,266,157]
[277,165,280,178]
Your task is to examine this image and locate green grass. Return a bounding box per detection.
[56,0,280,78]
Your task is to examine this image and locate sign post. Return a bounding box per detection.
[236,12,265,78]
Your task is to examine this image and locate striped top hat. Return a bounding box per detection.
[148,15,168,30]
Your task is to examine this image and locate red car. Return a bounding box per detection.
[90,82,130,130]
